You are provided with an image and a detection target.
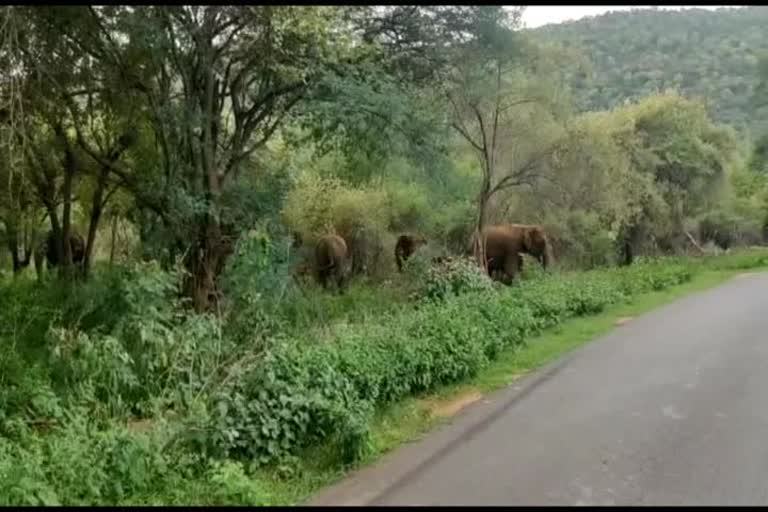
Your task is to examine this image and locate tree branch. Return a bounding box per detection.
[488,142,562,197]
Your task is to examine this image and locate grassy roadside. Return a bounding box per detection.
[260,265,764,505]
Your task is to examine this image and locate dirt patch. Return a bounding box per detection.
[615,316,634,326]
[424,389,483,418]
[127,418,154,433]
[735,272,756,279]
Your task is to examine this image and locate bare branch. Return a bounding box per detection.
[488,142,563,197]
[498,98,537,114]
[223,92,304,181]
[471,102,489,165]
[490,60,501,175]
[450,121,483,152]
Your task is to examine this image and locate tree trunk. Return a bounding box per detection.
[474,160,494,274]
[44,203,64,267]
[684,230,706,255]
[184,218,233,312]
[33,243,44,281]
[109,214,118,265]
[56,128,77,280]
[620,241,634,267]
[83,168,109,279]
[59,167,74,278]
[8,236,30,276]
[619,222,644,267]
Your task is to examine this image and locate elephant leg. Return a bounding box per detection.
[335,268,345,295]
[486,257,499,278]
[538,253,547,270]
[318,270,329,290]
[502,252,521,285]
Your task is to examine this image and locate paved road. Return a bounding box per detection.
[308,273,768,506]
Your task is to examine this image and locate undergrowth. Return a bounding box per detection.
[0,248,766,505]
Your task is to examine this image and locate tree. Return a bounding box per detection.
[289,6,521,187]
[617,92,739,258]
[0,6,137,279]
[520,109,647,264]
[533,7,768,136]
[49,6,363,310]
[0,7,39,274]
[753,51,768,109]
[749,53,768,174]
[441,22,577,232]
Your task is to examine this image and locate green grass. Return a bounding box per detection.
[266,266,762,506]
[3,251,765,506]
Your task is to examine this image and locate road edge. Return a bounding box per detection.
[305,270,759,506]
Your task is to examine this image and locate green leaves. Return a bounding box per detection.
[204,260,693,468]
[533,7,768,136]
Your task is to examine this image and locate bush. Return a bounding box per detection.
[0,349,62,436]
[2,250,766,505]
[0,416,166,505]
[549,210,618,269]
[0,410,276,506]
[282,174,393,278]
[220,227,299,346]
[417,256,495,301]
[698,209,764,250]
[202,260,695,468]
[14,262,233,418]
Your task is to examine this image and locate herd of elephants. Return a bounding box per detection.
[37,223,552,293]
[307,223,552,293]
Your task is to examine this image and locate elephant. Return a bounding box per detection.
[34,230,86,279]
[314,233,349,293]
[394,234,427,272]
[473,224,552,284]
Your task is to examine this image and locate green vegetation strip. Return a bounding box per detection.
[255,260,767,506]
[2,252,767,506]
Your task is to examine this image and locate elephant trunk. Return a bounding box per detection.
[542,239,553,270]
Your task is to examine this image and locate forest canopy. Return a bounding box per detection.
[1,6,767,505]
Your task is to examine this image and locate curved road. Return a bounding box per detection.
[309,272,768,506]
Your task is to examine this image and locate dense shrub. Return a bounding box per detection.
[552,211,618,269]
[0,263,231,419]
[204,261,695,467]
[417,256,495,301]
[2,250,766,504]
[698,209,764,250]
[0,413,274,506]
[282,174,394,278]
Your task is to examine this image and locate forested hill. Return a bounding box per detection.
[531,6,768,137]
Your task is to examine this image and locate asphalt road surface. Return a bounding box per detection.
[308,272,768,506]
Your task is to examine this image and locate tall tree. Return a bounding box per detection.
[619,92,739,259]
[0,6,38,274]
[440,18,576,231]
[55,6,362,310]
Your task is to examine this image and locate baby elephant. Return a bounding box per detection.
[394,234,427,272]
[314,234,349,293]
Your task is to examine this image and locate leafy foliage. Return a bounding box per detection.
[533,7,768,136]
[202,260,696,467]
[2,4,768,506]
[417,256,495,301]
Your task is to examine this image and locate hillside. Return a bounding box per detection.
[532,6,768,137]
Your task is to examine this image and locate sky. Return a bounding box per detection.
[520,5,743,29]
